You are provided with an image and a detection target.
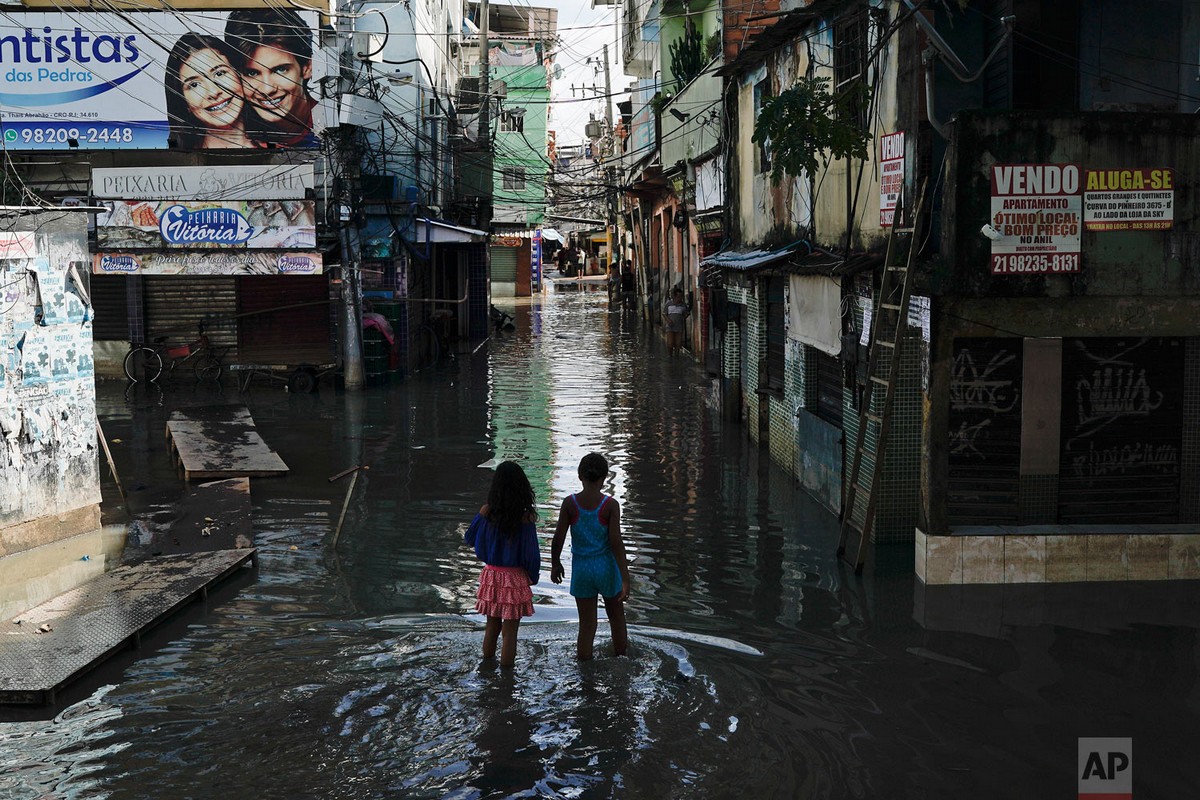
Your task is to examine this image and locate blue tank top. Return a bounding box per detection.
[570,494,611,558]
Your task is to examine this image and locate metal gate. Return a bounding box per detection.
[947,337,1023,525]
[89,275,130,341]
[236,275,332,362]
[143,276,238,356]
[1058,337,1184,524]
[490,246,517,284]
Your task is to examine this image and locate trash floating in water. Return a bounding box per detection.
[204,517,215,522]
[289,545,299,551]
[477,458,500,469]
[36,623,52,634]
[629,625,764,656]
[80,555,90,561]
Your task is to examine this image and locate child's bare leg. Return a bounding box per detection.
[499,618,521,667]
[575,597,599,661]
[482,616,502,660]
[603,595,628,657]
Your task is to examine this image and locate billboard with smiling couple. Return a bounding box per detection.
[0,9,332,150]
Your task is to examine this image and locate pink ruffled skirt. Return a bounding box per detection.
[476,565,534,619]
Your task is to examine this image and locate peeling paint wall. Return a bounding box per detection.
[0,213,100,554]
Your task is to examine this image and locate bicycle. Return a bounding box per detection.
[411,309,457,370]
[123,321,229,384]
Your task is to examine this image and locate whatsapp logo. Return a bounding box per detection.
[3,130,15,142]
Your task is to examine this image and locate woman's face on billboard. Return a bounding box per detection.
[179,48,245,129]
[241,45,311,123]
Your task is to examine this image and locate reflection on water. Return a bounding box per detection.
[2,292,1200,798]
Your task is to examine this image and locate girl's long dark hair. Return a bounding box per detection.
[487,461,537,538]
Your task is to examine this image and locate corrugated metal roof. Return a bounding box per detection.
[699,245,799,270]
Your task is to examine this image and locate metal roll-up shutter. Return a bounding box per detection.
[1058,337,1184,524]
[236,275,332,362]
[490,246,517,284]
[143,276,238,357]
[947,337,1023,525]
[90,274,130,341]
[813,348,844,428]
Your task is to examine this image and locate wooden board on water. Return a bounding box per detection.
[165,407,288,480]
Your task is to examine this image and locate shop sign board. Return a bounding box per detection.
[92,165,313,201]
[92,251,321,276]
[989,164,1082,276]
[97,200,315,249]
[0,11,331,150]
[879,131,904,227]
[1083,168,1174,231]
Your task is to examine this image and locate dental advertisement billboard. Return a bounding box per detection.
[0,10,332,150]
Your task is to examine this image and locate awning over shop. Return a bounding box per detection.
[700,244,882,277]
[540,228,564,242]
[416,219,488,243]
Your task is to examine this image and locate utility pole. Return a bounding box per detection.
[477,0,493,231]
[338,28,364,392]
[602,43,615,270]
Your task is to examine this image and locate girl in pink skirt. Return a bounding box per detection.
[464,461,541,667]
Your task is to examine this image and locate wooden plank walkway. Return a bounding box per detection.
[0,549,256,705]
[165,407,288,481]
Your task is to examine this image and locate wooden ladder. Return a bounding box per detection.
[837,178,928,573]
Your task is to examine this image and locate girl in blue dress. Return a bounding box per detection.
[550,453,631,660]
[464,461,541,667]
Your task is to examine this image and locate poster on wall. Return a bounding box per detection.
[92,165,313,201]
[878,131,904,227]
[989,164,1082,276]
[92,251,322,275]
[0,10,332,150]
[1083,168,1174,231]
[97,200,315,249]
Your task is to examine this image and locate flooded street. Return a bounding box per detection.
[3,288,1200,799]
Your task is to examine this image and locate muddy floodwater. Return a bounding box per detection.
[3,289,1199,798]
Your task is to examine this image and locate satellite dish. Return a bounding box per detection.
[553,64,564,80]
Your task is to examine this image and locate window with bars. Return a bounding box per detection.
[501,167,526,190]
[500,111,525,133]
[833,5,870,131]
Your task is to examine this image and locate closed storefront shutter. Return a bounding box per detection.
[90,275,130,341]
[947,337,1023,525]
[237,275,332,362]
[1058,337,1184,524]
[143,276,238,356]
[490,246,517,284]
[812,348,844,428]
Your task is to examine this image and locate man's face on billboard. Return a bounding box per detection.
[242,44,312,123]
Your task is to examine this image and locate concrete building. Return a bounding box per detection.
[0,213,119,621]
[706,0,1200,581]
[461,1,558,298]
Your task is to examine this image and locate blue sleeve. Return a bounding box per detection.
[465,514,485,557]
[521,524,541,585]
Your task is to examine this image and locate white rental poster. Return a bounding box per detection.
[0,10,333,150]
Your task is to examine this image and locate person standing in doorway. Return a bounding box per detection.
[464,461,541,668]
[619,260,637,312]
[663,287,690,356]
[550,453,631,660]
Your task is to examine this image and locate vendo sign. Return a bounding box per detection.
[989,164,1083,276]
